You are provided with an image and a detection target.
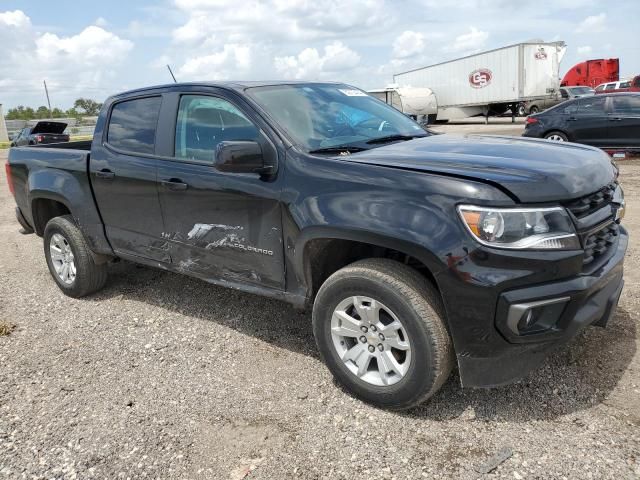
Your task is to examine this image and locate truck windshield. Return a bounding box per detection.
[247,83,427,152]
[569,87,593,95]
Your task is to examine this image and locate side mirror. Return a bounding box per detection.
[214,141,271,174]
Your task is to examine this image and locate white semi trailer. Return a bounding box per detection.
[393,41,566,121]
[367,87,438,124]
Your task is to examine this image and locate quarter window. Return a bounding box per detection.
[107,96,162,154]
[174,95,260,162]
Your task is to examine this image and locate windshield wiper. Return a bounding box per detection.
[308,145,369,154]
[366,134,427,145]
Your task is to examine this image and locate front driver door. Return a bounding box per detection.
[155,91,285,290]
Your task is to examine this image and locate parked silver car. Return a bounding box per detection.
[518,86,594,115]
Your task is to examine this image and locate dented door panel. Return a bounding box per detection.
[156,159,285,289]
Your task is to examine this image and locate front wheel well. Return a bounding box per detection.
[31,198,71,236]
[304,238,439,301]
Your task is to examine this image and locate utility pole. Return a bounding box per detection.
[167,65,177,83]
[43,80,52,117]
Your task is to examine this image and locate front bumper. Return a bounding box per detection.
[450,226,627,388]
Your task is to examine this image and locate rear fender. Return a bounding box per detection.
[27,169,113,255]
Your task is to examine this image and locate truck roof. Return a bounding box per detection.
[110,80,344,99]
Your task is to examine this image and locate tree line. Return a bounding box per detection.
[4,98,103,121]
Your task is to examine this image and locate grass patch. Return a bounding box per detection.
[0,322,16,336]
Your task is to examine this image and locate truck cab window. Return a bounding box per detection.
[174,95,259,162]
[107,96,162,155]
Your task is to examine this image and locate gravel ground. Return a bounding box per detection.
[1,148,639,479]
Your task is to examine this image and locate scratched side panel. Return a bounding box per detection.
[156,159,285,289]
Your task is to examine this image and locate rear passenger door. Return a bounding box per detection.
[90,95,169,262]
[154,90,285,290]
[567,96,610,146]
[609,95,640,148]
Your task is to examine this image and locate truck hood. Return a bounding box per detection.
[31,121,67,135]
[345,134,616,203]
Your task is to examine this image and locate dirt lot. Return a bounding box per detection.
[0,146,639,479]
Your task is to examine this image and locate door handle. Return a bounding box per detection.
[161,179,188,191]
[96,169,115,179]
[567,117,578,121]
[608,117,623,121]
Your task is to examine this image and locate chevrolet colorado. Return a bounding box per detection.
[6,81,627,409]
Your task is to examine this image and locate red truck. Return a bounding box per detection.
[562,58,619,88]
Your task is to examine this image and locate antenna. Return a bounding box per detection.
[43,80,52,116]
[167,65,177,83]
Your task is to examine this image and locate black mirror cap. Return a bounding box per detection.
[214,140,270,174]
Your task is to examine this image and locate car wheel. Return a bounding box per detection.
[544,131,568,142]
[44,215,108,298]
[529,106,540,114]
[517,105,526,117]
[312,258,454,410]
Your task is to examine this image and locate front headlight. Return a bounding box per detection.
[457,205,580,250]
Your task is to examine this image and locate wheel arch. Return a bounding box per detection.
[294,226,444,303]
[30,194,72,236]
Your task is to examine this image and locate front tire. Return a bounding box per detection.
[529,105,540,114]
[44,215,107,298]
[312,259,454,410]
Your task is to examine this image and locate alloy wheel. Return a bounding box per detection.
[330,296,411,386]
[49,233,76,285]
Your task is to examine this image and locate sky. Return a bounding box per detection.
[1,0,638,110]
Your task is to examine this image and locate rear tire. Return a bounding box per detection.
[544,131,568,142]
[44,215,108,298]
[312,259,454,410]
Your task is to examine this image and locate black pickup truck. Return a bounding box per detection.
[6,81,627,409]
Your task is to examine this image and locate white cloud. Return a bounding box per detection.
[274,41,361,80]
[0,10,133,107]
[450,26,489,52]
[393,31,425,59]
[576,13,606,33]
[95,17,108,27]
[178,43,252,79]
[36,26,133,67]
[170,0,391,44]
[576,45,592,56]
[0,9,30,28]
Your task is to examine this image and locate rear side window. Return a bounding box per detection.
[612,96,640,116]
[576,97,607,115]
[604,83,616,91]
[620,81,631,89]
[174,95,259,162]
[107,96,162,154]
